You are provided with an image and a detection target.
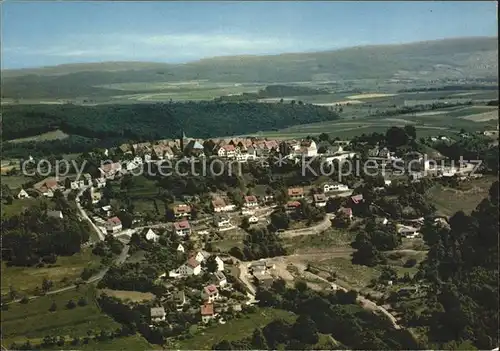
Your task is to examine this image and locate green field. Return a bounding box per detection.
[1,286,120,346]
[426,176,496,216]
[7,129,69,143]
[174,308,296,349]
[79,334,155,350]
[0,175,33,188]
[1,197,43,219]
[1,249,101,296]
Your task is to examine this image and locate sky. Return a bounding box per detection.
[1,1,498,69]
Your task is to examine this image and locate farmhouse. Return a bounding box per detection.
[33,178,59,197]
[202,285,220,303]
[286,200,301,214]
[243,195,259,208]
[212,271,227,287]
[173,204,191,219]
[178,258,202,276]
[211,198,235,213]
[99,162,122,179]
[337,207,353,220]
[288,187,304,200]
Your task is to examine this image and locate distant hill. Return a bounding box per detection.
[2,37,498,100]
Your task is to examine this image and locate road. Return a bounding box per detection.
[76,186,105,241]
[279,217,332,238]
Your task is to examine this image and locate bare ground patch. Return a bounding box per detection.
[98,289,155,302]
[459,110,499,122]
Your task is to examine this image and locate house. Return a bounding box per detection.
[288,187,304,200]
[93,177,106,188]
[70,179,85,190]
[173,204,191,219]
[337,207,353,220]
[248,215,259,224]
[323,183,349,193]
[313,193,327,207]
[241,208,255,215]
[144,228,160,242]
[150,307,166,323]
[17,189,30,199]
[211,198,235,213]
[47,210,64,219]
[350,194,364,204]
[192,250,210,263]
[33,178,59,197]
[243,195,258,208]
[202,285,220,303]
[106,217,122,233]
[398,226,420,238]
[99,162,122,179]
[174,220,191,237]
[175,291,186,311]
[296,139,318,157]
[213,271,227,287]
[249,260,274,274]
[253,271,274,288]
[177,243,185,253]
[178,258,202,276]
[90,188,102,204]
[101,205,112,217]
[201,303,217,324]
[286,200,301,214]
[214,256,225,271]
[217,144,237,159]
[263,195,275,203]
[214,214,231,228]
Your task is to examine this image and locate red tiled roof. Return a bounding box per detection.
[204,284,218,295]
[212,198,226,208]
[338,207,353,216]
[173,204,191,214]
[107,216,121,225]
[313,194,327,202]
[288,187,304,196]
[351,194,364,204]
[201,303,214,316]
[187,257,200,268]
[287,201,301,208]
[174,220,191,230]
[223,144,236,151]
[244,195,257,203]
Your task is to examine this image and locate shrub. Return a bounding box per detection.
[66,299,76,309]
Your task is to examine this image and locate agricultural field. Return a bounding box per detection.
[426,175,496,216]
[97,289,155,303]
[173,308,297,349]
[1,286,119,346]
[1,249,101,296]
[7,129,69,143]
[1,197,44,219]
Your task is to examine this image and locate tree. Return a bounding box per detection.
[66,299,76,309]
[386,127,409,148]
[241,217,250,230]
[42,278,53,293]
[49,301,57,312]
[404,125,417,140]
[270,210,290,231]
[20,296,29,304]
[251,328,268,349]
[78,297,88,307]
[205,255,219,273]
[292,315,319,344]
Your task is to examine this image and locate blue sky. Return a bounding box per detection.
[2,1,497,69]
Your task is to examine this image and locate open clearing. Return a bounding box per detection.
[426,176,496,216]
[7,129,69,143]
[1,286,120,346]
[1,249,101,295]
[174,308,296,349]
[347,93,397,99]
[459,110,499,122]
[98,289,155,302]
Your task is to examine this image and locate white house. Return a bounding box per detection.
[323,183,349,193]
[213,271,227,287]
[217,144,237,159]
[214,214,231,228]
[212,198,235,213]
[150,307,166,323]
[145,228,160,242]
[94,178,106,188]
[193,250,210,263]
[202,285,220,303]
[248,215,259,224]
[101,205,112,217]
[17,189,30,199]
[313,193,327,207]
[178,258,202,276]
[295,139,318,157]
[106,217,122,233]
[99,162,122,179]
[173,220,191,237]
[173,204,191,219]
[70,180,85,190]
[177,243,185,253]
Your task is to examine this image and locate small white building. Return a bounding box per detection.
[248,215,259,224]
[243,195,259,208]
[145,228,160,242]
[324,183,349,193]
[202,285,220,303]
[313,193,327,207]
[47,210,64,219]
[177,243,185,253]
[17,189,30,199]
[150,307,166,323]
[214,214,231,228]
[106,217,122,233]
[213,271,227,287]
[201,303,217,324]
[177,258,202,276]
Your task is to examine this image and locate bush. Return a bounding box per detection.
[49,301,57,312]
[20,296,29,304]
[66,299,77,309]
[404,258,418,268]
[78,297,88,307]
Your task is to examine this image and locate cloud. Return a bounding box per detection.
[3,32,358,62]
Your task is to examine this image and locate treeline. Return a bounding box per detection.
[229,227,287,261]
[229,280,421,350]
[399,85,499,93]
[1,201,92,266]
[215,85,330,102]
[417,181,498,349]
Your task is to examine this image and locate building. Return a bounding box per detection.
[70,179,85,190]
[337,207,353,220]
[323,183,349,193]
[286,200,301,214]
[178,258,202,276]
[101,205,112,217]
[398,225,420,239]
[177,243,185,253]
[288,187,304,200]
[150,307,166,323]
[296,139,318,157]
[249,260,274,274]
[47,210,64,219]
[253,271,274,288]
[217,144,237,159]
[350,194,364,204]
[313,193,327,207]
[33,178,59,197]
[93,177,106,188]
[173,220,191,237]
[145,228,160,242]
[243,195,259,208]
[202,285,220,303]
[173,204,191,219]
[176,291,186,311]
[99,162,122,179]
[17,189,30,199]
[201,303,217,324]
[214,214,231,228]
[193,250,210,263]
[211,198,235,213]
[213,271,227,287]
[106,217,122,233]
[248,215,259,224]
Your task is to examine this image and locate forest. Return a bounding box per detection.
[2,102,339,157]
